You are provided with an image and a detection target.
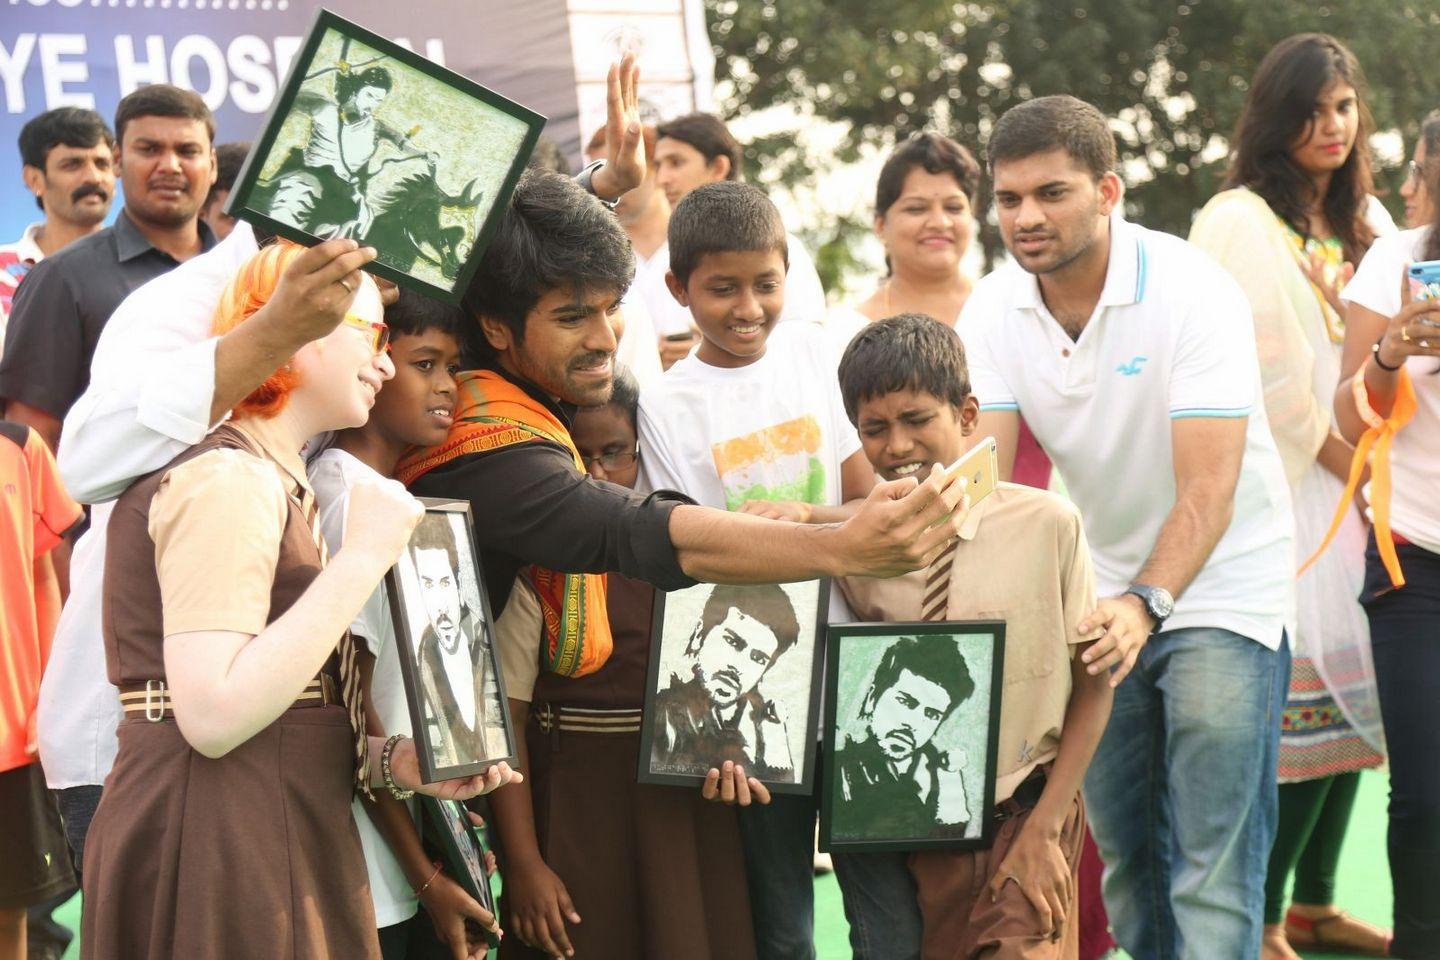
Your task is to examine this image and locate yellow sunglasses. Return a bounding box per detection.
[342,314,390,354]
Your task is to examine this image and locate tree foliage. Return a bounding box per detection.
[708,0,1440,288]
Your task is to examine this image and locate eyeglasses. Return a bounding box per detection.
[581,447,639,471]
[342,314,390,354]
[1406,160,1423,184]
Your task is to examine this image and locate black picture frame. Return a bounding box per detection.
[224,7,545,304]
[819,620,1006,853]
[637,580,831,795]
[386,498,517,783]
[419,796,500,949]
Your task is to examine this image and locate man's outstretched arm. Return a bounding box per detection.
[670,465,968,583]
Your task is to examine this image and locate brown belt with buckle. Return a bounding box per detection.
[532,704,643,735]
[118,676,340,723]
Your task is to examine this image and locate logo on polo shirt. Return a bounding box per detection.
[1115,356,1148,376]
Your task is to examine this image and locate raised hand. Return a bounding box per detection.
[589,52,645,201]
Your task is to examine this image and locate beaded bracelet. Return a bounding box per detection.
[381,733,416,801]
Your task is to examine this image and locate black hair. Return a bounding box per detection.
[19,107,113,171]
[864,635,974,724]
[837,313,971,425]
[386,287,465,341]
[410,516,459,573]
[1421,110,1440,159]
[334,66,393,107]
[527,134,571,176]
[657,113,743,181]
[605,364,640,427]
[876,132,982,215]
[459,169,634,364]
[667,181,788,288]
[1224,33,1376,265]
[986,95,1116,180]
[114,84,215,146]
[19,107,114,211]
[687,583,801,665]
[204,141,250,210]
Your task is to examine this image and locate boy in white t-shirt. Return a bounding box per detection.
[309,290,509,960]
[638,180,874,960]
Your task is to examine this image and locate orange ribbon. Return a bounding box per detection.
[1299,362,1417,588]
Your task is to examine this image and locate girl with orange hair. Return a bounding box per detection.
[80,241,507,959]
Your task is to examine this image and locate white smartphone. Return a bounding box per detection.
[944,436,999,507]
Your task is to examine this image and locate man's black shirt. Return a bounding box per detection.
[407,365,697,616]
[0,211,216,419]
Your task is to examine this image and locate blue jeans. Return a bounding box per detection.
[1084,627,1289,960]
[830,851,923,960]
[738,790,818,960]
[54,784,103,877]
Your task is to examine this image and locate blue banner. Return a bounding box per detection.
[0,0,581,240]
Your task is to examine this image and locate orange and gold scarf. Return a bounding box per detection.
[396,370,612,677]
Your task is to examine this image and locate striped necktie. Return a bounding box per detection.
[921,537,957,622]
[298,486,372,798]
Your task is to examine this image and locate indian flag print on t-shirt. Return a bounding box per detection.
[711,414,827,511]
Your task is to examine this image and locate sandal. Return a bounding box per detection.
[1285,908,1392,957]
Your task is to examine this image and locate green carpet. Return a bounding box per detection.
[51,772,1391,959]
[813,770,1392,960]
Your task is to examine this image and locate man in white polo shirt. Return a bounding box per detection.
[959,95,1294,960]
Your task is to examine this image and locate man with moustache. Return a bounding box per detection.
[409,521,505,767]
[0,85,217,452]
[651,583,801,782]
[831,636,975,841]
[1,108,115,353]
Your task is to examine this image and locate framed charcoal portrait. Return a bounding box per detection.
[420,797,500,948]
[387,499,516,783]
[225,8,544,303]
[819,621,1005,853]
[639,580,830,794]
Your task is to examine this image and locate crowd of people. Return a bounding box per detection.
[0,26,1436,960]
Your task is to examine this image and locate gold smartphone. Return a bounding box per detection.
[944,436,999,507]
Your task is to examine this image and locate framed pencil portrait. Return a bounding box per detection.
[386,499,516,783]
[638,580,830,795]
[819,621,1005,853]
[419,797,500,949]
[224,8,545,303]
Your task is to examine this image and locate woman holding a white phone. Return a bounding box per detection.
[1332,128,1440,960]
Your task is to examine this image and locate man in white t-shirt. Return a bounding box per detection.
[638,180,874,960]
[959,96,1294,960]
[647,113,828,356]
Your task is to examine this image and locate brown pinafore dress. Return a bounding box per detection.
[81,424,379,960]
[500,573,756,960]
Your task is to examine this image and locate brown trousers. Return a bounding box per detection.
[909,792,1087,960]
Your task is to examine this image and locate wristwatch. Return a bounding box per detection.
[575,159,618,210]
[1123,583,1174,634]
